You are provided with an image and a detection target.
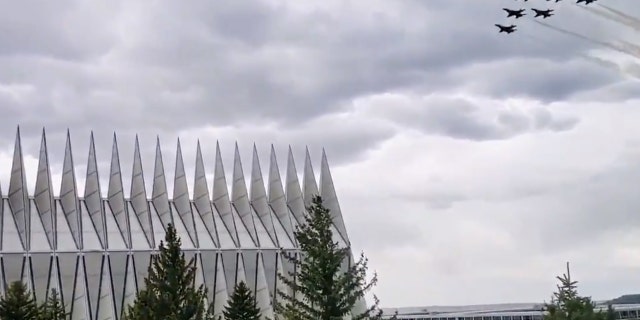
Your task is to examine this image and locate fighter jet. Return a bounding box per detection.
[531,8,554,18]
[503,8,526,18]
[577,0,597,4]
[495,24,517,33]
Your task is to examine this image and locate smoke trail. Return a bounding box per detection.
[616,40,640,57]
[576,5,640,31]
[598,4,640,29]
[531,20,639,59]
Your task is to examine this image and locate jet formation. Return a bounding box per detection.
[496,0,599,34]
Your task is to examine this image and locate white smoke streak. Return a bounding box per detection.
[598,4,640,30]
[531,20,640,59]
[576,5,640,31]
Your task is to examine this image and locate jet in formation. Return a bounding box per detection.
[531,8,554,18]
[577,0,597,4]
[495,24,517,33]
[503,8,526,18]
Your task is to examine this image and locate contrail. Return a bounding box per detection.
[531,20,639,59]
[576,5,640,31]
[616,40,640,57]
[518,31,631,77]
[598,4,640,30]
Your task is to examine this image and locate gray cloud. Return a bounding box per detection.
[362,94,579,141]
[0,0,639,308]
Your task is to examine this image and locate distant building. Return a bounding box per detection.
[0,129,363,319]
[383,297,640,320]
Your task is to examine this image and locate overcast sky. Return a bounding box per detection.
[2,0,640,308]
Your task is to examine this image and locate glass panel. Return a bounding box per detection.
[170,203,194,249]
[133,252,152,292]
[95,257,116,320]
[29,254,51,302]
[221,251,238,291]
[149,203,166,248]
[80,203,103,251]
[83,253,103,316]
[3,202,24,252]
[71,258,88,320]
[104,202,127,250]
[255,253,274,317]
[57,253,77,314]
[191,205,217,249]
[231,207,256,248]
[122,255,137,316]
[2,254,25,289]
[271,208,294,248]
[29,200,52,252]
[200,251,217,303]
[262,250,277,300]
[252,207,276,248]
[242,251,258,293]
[128,202,151,250]
[55,200,78,251]
[212,207,236,248]
[108,252,127,318]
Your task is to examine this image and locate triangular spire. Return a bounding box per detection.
[212,141,239,247]
[130,135,154,248]
[84,132,106,249]
[193,141,219,247]
[173,138,199,247]
[286,146,306,225]
[108,133,132,249]
[268,145,296,245]
[250,145,279,246]
[34,129,56,249]
[8,126,30,250]
[60,130,82,249]
[151,137,173,230]
[302,147,319,209]
[319,149,350,245]
[231,143,259,246]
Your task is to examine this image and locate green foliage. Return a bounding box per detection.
[222,281,261,320]
[0,281,40,320]
[39,289,68,320]
[275,195,384,320]
[124,223,210,320]
[544,262,611,320]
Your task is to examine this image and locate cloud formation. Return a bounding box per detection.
[0,0,639,308]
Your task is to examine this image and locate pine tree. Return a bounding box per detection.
[544,262,610,320]
[275,195,384,320]
[39,288,68,320]
[124,223,210,320]
[0,281,40,320]
[222,281,261,320]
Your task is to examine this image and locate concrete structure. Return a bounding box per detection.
[383,301,640,320]
[0,128,360,319]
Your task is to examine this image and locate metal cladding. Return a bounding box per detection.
[0,128,356,320]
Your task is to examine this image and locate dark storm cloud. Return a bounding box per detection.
[0,0,634,167]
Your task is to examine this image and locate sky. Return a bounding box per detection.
[1,0,640,309]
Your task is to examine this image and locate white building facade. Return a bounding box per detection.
[0,128,360,319]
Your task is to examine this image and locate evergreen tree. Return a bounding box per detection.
[544,262,610,320]
[0,281,40,320]
[124,223,210,320]
[39,288,68,320]
[275,195,384,320]
[222,281,261,320]
[605,304,616,320]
